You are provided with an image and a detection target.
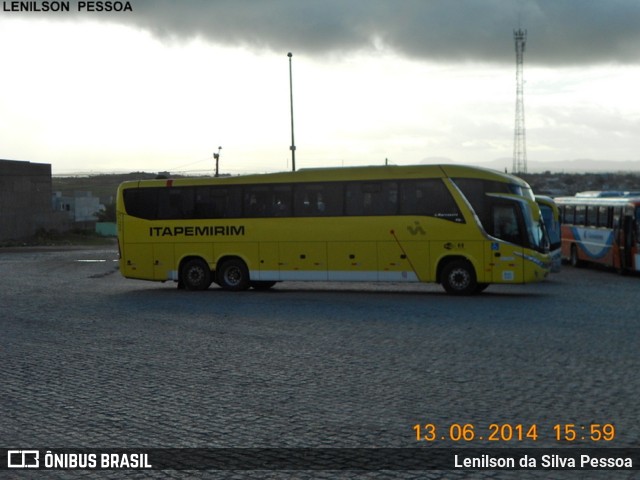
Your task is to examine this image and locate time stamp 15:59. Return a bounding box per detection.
[413,423,616,443]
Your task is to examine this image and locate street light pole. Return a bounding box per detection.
[287,52,296,172]
[213,146,221,177]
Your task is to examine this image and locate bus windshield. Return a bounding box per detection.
[539,204,561,249]
[452,177,547,252]
[487,197,547,252]
[522,201,549,253]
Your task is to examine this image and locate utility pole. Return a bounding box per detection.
[513,28,528,175]
[288,52,296,172]
[213,146,222,177]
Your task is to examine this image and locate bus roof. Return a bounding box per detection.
[575,190,640,198]
[118,164,530,189]
[555,196,640,207]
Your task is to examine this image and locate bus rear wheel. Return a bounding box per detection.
[570,244,584,268]
[181,258,211,291]
[217,259,250,291]
[441,259,477,295]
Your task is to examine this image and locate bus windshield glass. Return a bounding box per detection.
[539,204,561,249]
[522,201,548,252]
[452,178,545,251]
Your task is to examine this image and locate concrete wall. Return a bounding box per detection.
[0,159,70,241]
[53,191,104,222]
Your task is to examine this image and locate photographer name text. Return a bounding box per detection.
[2,1,132,12]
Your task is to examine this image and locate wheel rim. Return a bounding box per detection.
[187,266,205,285]
[224,266,242,286]
[449,268,471,290]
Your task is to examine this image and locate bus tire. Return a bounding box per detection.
[251,281,277,290]
[569,244,584,268]
[217,258,250,291]
[181,258,211,291]
[441,259,477,295]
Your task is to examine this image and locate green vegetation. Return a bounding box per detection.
[520,171,640,196]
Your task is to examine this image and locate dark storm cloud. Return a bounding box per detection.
[43,0,640,64]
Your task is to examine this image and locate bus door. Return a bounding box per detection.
[636,207,640,271]
[485,201,525,283]
[635,207,640,271]
[622,206,640,271]
[612,207,627,270]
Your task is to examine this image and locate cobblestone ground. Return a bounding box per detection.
[1,246,639,479]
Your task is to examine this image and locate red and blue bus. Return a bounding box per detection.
[555,195,640,273]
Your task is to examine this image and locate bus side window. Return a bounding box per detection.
[562,205,574,224]
[198,187,242,218]
[294,183,343,217]
[194,187,215,218]
[123,188,159,220]
[598,206,611,228]
[244,186,270,217]
[586,206,598,227]
[222,188,242,218]
[243,185,292,217]
[319,182,343,216]
[157,188,194,220]
[346,181,398,216]
[574,205,586,225]
[399,179,463,222]
[272,185,292,217]
[612,207,622,229]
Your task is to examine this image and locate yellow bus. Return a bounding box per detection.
[116,165,550,295]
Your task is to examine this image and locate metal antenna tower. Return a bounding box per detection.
[512,28,527,174]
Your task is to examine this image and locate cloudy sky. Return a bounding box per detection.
[2,0,640,175]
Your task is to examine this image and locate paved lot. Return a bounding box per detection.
[1,246,639,479]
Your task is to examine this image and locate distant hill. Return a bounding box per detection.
[422,158,640,173]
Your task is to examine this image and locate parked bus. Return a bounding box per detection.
[116,165,551,295]
[555,195,640,273]
[536,195,562,272]
[575,190,640,198]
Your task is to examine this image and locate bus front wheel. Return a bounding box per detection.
[181,258,212,291]
[217,259,250,291]
[441,259,477,295]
